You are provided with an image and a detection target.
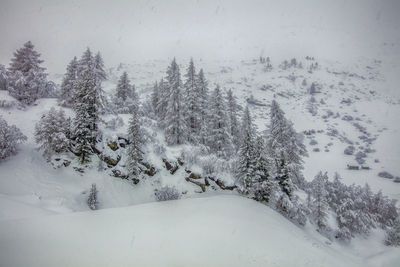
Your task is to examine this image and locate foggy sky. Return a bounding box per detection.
[0,0,399,73]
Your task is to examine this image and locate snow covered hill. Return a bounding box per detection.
[0,194,396,267]
[1,54,400,266]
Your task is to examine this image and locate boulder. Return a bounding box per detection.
[107,141,119,151]
[378,171,394,179]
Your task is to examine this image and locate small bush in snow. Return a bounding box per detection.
[0,116,27,161]
[181,146,203,166]
[200,154,219,176]
[35,107,70,159]
[155,186,181,201]
[385,219,400,246]
[87,183,98,210]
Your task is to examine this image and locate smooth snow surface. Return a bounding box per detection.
[1,195,391,267]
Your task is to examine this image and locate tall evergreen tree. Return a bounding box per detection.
[267,100,307,188]
[115,71,131,101]
[226,89,240,150]
[183,58,200,143]
[267,100,307,165]
[7,41,48,105]
[208,85,233,158]
[275,155,293,198]
[310,172,329,230]
[72,48,98,163]
[253,136,274,202]
[155,78,168,126]
[164,58,186,145]
[196,68,209,145]
[237,105,256,192]
[151,81,159,116]
[59,57,78,107]
[126,103,144,177]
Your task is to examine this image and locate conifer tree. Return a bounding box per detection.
[237,106,256,192]
[151,81,159,116]
[275,155,293,198]
[196,68,209,145]
[59,57,78,107]
[0,116,27,161]
[115,71,131,101]
[310,172,329,230]
[0,64,8,91]
[253,136,274,202]
[155,78,168,126]
[267,100,307,188]
[208,85,233,158]
[226,89,240,151]
[35,107,70,159]
[164,58,186,145]
[126,103,144,177]
[183,58,200,143]
[87,183,98,210]
[72,48,98,163]
[7,41,48,105]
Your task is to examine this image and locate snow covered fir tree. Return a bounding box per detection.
[1,2,400,263]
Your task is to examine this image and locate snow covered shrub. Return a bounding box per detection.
[200,154,219,176]
[155,186,181,201]
[385,219,400,246]
[0,99,19,109]
[87,183,98,210]
[35,107,70,159]
[181,146,203,166]
[0,116,27,161]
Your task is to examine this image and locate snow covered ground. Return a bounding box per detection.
[1,53,400,265]
[1,194,398,267]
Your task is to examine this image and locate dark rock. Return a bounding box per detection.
[313,148,320,152]
[356,157,365,164]
[107,141,119,151]
[309,139,318,146]
[347,165,359,170]
[393,177,400,183]
[189,173,202,179]
[63,160,71,167]
[103,155,121,167]
[170,165,179,175]
[177,158,184,166]
[112,169,129,179]
[162,159,173,170]
[185,177,206,192]
[378,171,394,179]
[342,115,354,121]
[132,178,140,184]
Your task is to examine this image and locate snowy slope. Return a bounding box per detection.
[1,194,394,267]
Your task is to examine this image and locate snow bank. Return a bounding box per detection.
[0,195,374,267]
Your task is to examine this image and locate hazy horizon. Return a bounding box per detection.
[1,0,399,73]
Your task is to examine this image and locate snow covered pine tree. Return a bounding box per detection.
[7,41,49,105]
[0,116,27,161]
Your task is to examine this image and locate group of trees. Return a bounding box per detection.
[35,48,108,163]
[36,48,143,177]
[307,172,399,241]
[1,41,57,105]
[1,43,399,244]
[151,58,240,158]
